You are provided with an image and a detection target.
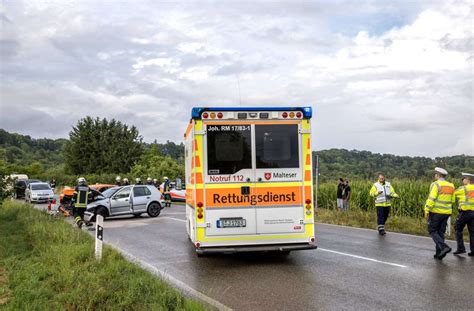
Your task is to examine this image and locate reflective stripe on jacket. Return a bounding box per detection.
[72,185,90,208]
[454,184,474,211]
[370,182,399,207]
[424,179,454,215]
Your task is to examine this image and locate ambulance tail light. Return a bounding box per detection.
[202,112,209,119]
[197,213,204,219]
[305,199,311,204]
[197,202,203,208]
[217,112,223,119]
[289,112,295,118]
[210,112,216,119]
[282,112,288,118]
[296,112,302,118]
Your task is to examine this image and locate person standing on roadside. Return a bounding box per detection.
[425,167,455,260]
[370,173,399,235]
[72,177,91,229]
[342,179,351,211]
[50,178,56,192]
[115,176,122,186]
[146,177,153,185]
[162,176,171,207]
[153,178,159,188]
[336,178,345,210]
[453,172,474,256]
[122,178,130,186]
[135,177,142,185]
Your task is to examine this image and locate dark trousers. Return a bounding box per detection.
[376,206,391,231]
[73,207,85,224]
[427,213,450,253]
[455,211,474,252]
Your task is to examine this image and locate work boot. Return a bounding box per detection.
[378,230,386,236]
[438,247,452,260]
[433,254,439,259]
[453,249,466,255]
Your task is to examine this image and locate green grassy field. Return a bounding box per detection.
[0,201,204,310]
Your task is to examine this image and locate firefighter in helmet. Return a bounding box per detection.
[115,176,122,186]
[135,177,142,185]
[123,178,130,185]
[72,177,92,229]
[163,176,171,207]
[153,178,159,188]
[146,177,153,185]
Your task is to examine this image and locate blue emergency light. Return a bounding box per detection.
[191,107,312,119]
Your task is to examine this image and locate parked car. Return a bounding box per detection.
[25,182,55,203]
[8,174,29,199]
[59,183,115,204]
[84,185,163,222]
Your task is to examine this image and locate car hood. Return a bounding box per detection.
[31,189,54,194]
[87,198,109,209]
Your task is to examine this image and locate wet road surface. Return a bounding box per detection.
[88,204,473,310]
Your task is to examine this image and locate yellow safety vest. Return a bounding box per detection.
[73,186,90,208]
[370,182,399,207]
[424,179,455,215]
[454,184,474,211]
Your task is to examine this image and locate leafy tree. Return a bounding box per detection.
[64,117,143,174]
[130,145,184,181]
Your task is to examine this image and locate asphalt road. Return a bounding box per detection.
[34,202,473,310]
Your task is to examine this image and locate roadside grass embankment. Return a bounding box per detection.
[0,200,204,310]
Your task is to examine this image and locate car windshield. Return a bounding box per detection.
[32,183,51,190]
[101,187,120,198]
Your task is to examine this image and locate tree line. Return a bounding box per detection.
[1,118,472,187]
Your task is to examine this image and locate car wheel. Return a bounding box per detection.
[147,203,161,217]
[96,206,108,220]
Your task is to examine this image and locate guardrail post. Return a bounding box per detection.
[95,215,104,260]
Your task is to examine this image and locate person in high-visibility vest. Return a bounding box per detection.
[369,173,399,235]
[425,167,455,260]
[71,177,92,229]
[163,176,171,207]
[453,172,474,256]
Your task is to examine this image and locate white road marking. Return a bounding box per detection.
[107,244,232,311]
[318,248,408,268]
[160,216,186,223]
[162,212,186,215]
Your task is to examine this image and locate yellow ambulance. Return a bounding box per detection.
[184,107,317,255]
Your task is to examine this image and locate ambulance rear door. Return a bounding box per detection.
[254,121,304,234]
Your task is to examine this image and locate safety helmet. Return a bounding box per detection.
[116,176,121,182]
[123,178,129,182]
[77,177,86,185]
[163,176,169,180]
[147,177,152,182]
[136,177,141,182]
[153,178,158,183]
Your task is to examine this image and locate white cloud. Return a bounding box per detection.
[0,0,472,156]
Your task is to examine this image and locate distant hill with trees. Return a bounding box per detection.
[1,126,472,184]
[314,149,473,181]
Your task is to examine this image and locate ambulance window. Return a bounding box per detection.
[207,125,252,175]
[256,124,299,168]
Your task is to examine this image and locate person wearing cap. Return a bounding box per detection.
[425,167,455,260]
[453,173,474,256]
[115,176,122,186]
[146,177,153,185]
[162,176,171,207]
[122,178,130,186]
[369,173,399,235]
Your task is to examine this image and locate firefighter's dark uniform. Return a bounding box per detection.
[72,185,91,228]
[163,179,171,207]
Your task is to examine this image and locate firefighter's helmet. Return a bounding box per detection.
[116,176,121,182]
[77,177,86,185]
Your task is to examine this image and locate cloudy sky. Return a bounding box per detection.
[0,0,472,156]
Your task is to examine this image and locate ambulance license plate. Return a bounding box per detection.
[217,218,246,228]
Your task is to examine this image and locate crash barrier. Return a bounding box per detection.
[95,215,104,261]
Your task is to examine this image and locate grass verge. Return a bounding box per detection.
[316,208,464,240]
[0,200,204,310]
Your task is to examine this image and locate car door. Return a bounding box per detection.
[110,186,132,214]
[132,186,151,212]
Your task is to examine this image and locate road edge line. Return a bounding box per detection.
[107,243,232,311]
[318,248,408,268]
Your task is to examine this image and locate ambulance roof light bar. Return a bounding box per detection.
[191,107,312,119]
